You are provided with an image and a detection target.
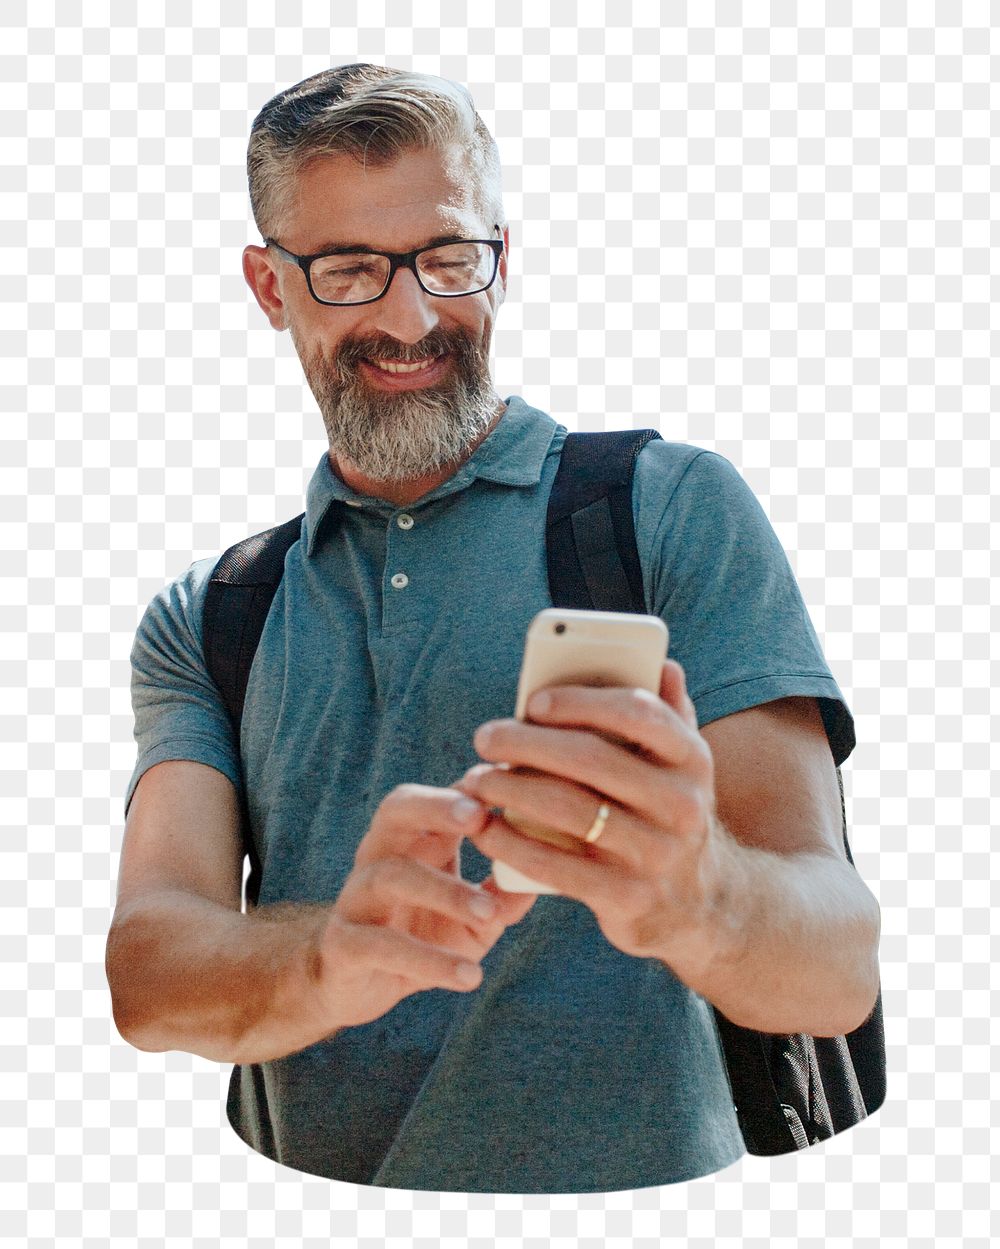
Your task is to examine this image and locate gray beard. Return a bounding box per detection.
[293,328,502,483]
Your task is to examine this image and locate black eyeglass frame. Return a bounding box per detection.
[263,235,505,307]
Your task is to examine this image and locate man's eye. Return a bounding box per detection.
[317,261,376,279]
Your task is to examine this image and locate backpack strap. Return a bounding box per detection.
[545,429,662,612]
[203,513,307,730]
[543,428,885,1155]
[202,511,308,908]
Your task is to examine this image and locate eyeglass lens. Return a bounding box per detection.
[309,242,496,304]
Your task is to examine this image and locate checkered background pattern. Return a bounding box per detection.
[1,2,995,1245]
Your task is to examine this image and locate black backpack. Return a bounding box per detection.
[203,429,885,1157]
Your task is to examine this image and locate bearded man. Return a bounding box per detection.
[107,64,880,1193]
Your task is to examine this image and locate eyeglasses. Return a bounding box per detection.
[264,235,505,307]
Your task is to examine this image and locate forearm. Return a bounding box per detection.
[669,836,882,1037]
[106,889,336,1064]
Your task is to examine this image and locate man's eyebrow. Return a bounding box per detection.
[308,233,477,255]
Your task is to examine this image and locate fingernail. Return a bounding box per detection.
[452,795,482,822]
[461,763,491,785]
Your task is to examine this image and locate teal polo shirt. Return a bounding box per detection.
[126,395,853,1193]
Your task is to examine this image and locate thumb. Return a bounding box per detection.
[659,658,698,729]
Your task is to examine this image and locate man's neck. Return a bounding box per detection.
[328,402,507,507]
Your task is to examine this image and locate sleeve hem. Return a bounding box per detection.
[124,739,243,821]
[692,674,856,768]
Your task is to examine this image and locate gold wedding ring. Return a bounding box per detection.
[584,802,610,844]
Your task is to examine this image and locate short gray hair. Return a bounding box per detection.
[247,64,505,240]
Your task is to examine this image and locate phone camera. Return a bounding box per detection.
[554,623,566,635]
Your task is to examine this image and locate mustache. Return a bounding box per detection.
[332,328,483,374]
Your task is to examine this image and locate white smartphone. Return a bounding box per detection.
[492,608,669,894]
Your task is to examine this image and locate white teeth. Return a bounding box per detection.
[370,357,438,374]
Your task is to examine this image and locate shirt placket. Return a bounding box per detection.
[382,507,422,633]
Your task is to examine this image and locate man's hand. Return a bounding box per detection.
[315,785,536,1030]
[460,660,882,1036]
[458,659,735,976]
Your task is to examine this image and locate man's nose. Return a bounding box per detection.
[368,264,441,345]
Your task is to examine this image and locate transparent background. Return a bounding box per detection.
[1,2,995,1246]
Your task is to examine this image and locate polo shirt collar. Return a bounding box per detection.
[303,395,561,557]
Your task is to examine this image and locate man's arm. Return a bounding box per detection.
[673,695,880,1036]
[107,761,530,1065]
[460,666,881,1038]
[106,760,339,1063]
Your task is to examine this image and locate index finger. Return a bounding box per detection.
[517,683,695,768]
[356,783,490,869]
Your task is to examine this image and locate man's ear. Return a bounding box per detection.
[497,224,510,303]
[243,245,288,331]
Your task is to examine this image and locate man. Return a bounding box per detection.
[107,64,880,1193]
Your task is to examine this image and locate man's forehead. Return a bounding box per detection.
[281,147,486,250]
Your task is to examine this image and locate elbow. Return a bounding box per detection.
[110,999,166,1054]
[811,904,882,1038]
[729,906,882,1038]
[807,981,880,1038]
[105,910,241,1063]
[851,890,882,1033]
[105,918,164,1054]
[844,950,882,1038]
[108,977,165,1053]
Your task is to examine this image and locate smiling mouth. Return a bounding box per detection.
[367,356,440,374]
[355,354,453,388]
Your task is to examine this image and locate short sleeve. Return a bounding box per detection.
[124,555,244,819]
[633,444,855,766]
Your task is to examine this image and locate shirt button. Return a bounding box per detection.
[390,572,409,590]
[397,513,414,530]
